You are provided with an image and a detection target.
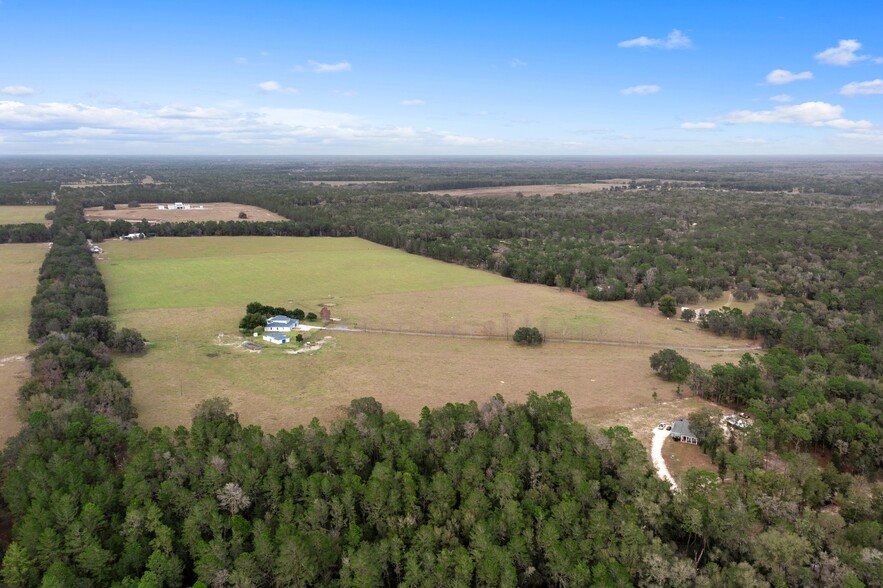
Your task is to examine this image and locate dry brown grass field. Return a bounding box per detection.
[664,436,717,482]
[0,243,47,443]
[84,202,286,223]
[420,182,626,198]
[99,237,758,433]
[0,358,28,446]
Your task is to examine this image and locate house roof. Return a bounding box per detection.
[263,332,289,341]
[671,418,696,439]
[266,315,298,326]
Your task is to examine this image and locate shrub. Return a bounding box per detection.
[513,326,543,346]
[111,327,145,354]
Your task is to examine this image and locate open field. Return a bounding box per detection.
[420,182,627,198]
[0,243,47,442]
[61,176,162,188]
[301,180,397,186]
[98,237,758,432]
[84,202,285,224]
[0,243,48,355]
[0,357,27,446]
[0,205,54,225]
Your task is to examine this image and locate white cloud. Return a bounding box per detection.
[737,138,769,145]
[765,69,813,85]
[400,99,425,106]
[720,101,873,129]
[309,61,351,73]
[257,81,299,95]
[820,118,873,129]
[618,29,691,50]
[27,127,115,138]
[874,57,883,64]
[838,129,883,142]
[621,84,660,95]
[156,105,229,119]
[510,58,527,68]
[680,122,716,130]
[815,40,868,66]
[234,57,248,65]
[0,99,506,151]
[1,85,35,96]
[770,94,793,103]
[840,79,883,96]
[441,134,502,146]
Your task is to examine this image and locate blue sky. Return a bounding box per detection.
[1,0,882,155]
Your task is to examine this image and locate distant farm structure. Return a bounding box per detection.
[157,202,205,211]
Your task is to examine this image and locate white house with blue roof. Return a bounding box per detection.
[265,315,299,332]
[262,332,290,345]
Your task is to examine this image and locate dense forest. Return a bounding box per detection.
[1,160,882,585]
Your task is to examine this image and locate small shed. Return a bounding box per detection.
[262,333,290,345]
[671,418,698,444]
[319,306,331,321]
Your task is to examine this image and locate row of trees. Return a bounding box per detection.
[0,222,51,244]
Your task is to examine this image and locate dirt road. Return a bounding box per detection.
[651,426,678,490]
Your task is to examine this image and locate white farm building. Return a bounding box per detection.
[265,315,299,332]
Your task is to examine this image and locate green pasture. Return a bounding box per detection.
[0,243,47,355]
[100,237,508,315]
[0,205,54,225]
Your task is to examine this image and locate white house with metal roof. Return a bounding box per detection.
[265,315,299,332]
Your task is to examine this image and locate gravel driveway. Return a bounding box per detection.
[651,426,679,491]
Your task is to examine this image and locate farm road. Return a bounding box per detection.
[324,326,762,353]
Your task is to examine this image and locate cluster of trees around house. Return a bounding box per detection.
[651,346,882,475]
[238,302,317,332]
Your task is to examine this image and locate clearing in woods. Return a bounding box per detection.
[0,243,48,443]
[83,202,286,224]
[420,182,627,198]
[97,237,758,432]
[0,205,55,225]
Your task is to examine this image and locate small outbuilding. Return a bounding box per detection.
[724,415,749,430]
[262,333,290,345]
[319,306,332,321]
[671,418,698,445]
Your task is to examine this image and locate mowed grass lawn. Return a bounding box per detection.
[99,237,754,431]
[0,205,54,224]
